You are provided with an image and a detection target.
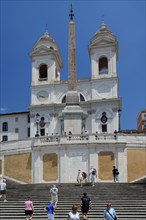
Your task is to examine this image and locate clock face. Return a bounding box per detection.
[101,115,107,123]
[37,90,48,101]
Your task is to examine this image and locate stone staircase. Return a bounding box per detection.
[0,181,146,219]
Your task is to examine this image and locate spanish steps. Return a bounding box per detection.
[0,180,146,220]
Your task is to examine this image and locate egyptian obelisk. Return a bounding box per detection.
[62,4,83,134]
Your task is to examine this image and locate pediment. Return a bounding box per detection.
[30,45,56,56]
[90,36,116,47]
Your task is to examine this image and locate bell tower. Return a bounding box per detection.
[88,21,118,79]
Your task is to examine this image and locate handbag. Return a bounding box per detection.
[106,209,117,220]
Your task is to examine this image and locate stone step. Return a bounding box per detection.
[0,182,145,220]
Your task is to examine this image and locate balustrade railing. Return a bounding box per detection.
[35,133,118,145]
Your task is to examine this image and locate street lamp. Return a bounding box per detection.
[118,109,121,131]
[35,113,40,137]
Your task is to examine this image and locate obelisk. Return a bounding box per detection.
[66,4,79,104]
[62,4,83,134]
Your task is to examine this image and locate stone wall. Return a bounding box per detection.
[43,153,58,181]
[127,149,146,182]
[4,153,32,183]
[98,151,114,180]
[0,160,2,175]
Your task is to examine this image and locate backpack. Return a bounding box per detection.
[92,169,96,175]
[82,172,87,179]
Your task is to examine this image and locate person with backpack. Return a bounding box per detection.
[50,185,58,208]
[80,192,92,220]
[104,203,118,220]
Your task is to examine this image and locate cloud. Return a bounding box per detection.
[0,107,8,113]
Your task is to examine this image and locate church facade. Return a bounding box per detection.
[0,8,145,184]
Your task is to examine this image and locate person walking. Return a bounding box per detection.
[80,192,92,220]
[88,166,94,182]
[91,168,97,186]
[77,169,83,187]
[112,166,119,182]
[0,177,7,202]
[44,201,55,220]
[24,196,34,220]
[67,204,80,220]
[104,203,118,220]
[50,185,58,208]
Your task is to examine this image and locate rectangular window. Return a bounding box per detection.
[2,135,8,142]
[144,122,146,128]
[15,128,19,133]
[144,114,146,118]
[40,128,45,136]
[28,127,30,137]
[15,117,18,122]
[2,122,8,132]
[102,124,107,132]
[28,115,30,123]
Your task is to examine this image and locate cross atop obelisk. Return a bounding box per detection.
[68,4,77,91]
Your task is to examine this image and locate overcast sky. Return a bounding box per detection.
[0,0,145,130]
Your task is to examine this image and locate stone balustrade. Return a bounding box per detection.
[0,133,145,153]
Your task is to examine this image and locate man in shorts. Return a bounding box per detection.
[80,192,92,220]
[0,177,7,202]
[24,196,34,220]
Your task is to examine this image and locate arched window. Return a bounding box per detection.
[39,64,47,80]
[2,122,8,132]
[99,57,108,74]
[80,94,85,102]
[62,95,66,103]
[101,112,108,132]
[62,94,85,103]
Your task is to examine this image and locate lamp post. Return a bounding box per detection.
[118,109,121,131]
[35,113,40,137]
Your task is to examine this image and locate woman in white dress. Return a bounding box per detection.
[67,205,80,220]
[77,169,83,187]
